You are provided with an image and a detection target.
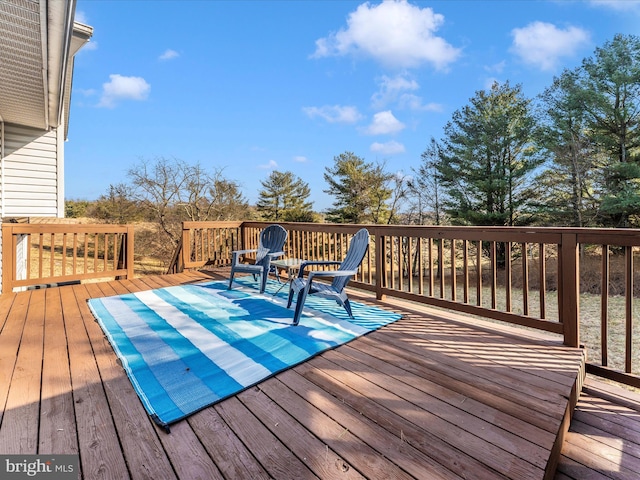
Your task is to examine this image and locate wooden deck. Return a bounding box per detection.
[0,269,612,479]
[557,377,640,479]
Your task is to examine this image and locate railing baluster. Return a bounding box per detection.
[428,238,434,297]
[390,236,396,290]
[406,236,413,293]
[476,240,482,307]
[73,233,78,275]
[39,234,44,278]
[418,237,424,295]
[490,241,497,309]
[505,242,512,312]
[398,236,404,291]
[539,243,546,319]
[626,245,634,373]
[438,239,445,299]
[463,239,469,304]
[522,242,529,316]
[48,233,54,278]
[104,234,109,272]
[451,239,457,302]
[601,244,609,367]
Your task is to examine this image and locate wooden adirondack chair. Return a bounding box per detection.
[228,224,287,294]
[287,228,370,325]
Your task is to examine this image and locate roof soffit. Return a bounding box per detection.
[0,0,90,132]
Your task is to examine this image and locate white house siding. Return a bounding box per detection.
[1,123,62,218]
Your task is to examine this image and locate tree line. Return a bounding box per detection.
[66,34,640,262]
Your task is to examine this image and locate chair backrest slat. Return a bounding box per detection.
[256,225,288,265]
[333,229,369,291]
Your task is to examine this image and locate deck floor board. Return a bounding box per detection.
[1,270,634,479]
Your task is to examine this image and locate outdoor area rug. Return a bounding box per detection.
[87,278,401,430]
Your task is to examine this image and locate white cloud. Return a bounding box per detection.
[302,105,362,124]
[484,61,506,74]
[78,88,97,97]
[259,159,278,170]
[398,94,443,112]
[364,111,405,135]
[98,74,150,108]
[510,22,590,71]
[371,73,441,112]
[159,49,179,61]
[590,0,640,11]
[370,140,406,154]
[312,0,460,69]
[371,73,419,108]
[81,40,98,52]
[74,11,88,24]
[293,156,308,163]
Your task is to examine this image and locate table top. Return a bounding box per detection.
[271,258,304,268]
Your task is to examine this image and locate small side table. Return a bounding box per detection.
[270,258,304,295]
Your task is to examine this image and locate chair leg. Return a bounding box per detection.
[287,288,295,308]
[259,271,268,294]
[292,287,310,326]
[228,270,235,290]
[343,298,354,318]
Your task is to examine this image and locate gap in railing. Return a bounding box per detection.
[381,237,558,321]
[577,244,640,376]
[26,232,123,279]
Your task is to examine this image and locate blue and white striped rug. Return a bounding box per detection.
[88,278,401,430]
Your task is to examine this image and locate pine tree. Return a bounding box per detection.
[323,152,393,224]
[256,170,314,222]
[578,34,640,227]
[534,70,601,227]
[436,81,541,227]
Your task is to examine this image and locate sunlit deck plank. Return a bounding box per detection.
[0,289,44,454]
[39,287,77,454]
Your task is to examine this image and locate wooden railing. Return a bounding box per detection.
[1,223,134,293]
[168,221,242,273]
[172,220,640,388]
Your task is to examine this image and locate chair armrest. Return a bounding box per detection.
[232,249,258,255]
[308,269,357,280]
[231,249,258,263]
[298,260,342,277]
[267,251,285,259]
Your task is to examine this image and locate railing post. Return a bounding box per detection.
[560,233,580,347]
[116,226,135,280]
[1,224,13,294]
[375,229,386,300]
[180,223,190,272]
[240,223,247,251]
[126,226,135,279]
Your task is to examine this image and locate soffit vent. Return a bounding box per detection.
[0,0,46,129]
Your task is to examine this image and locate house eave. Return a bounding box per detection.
[0,0,92,132]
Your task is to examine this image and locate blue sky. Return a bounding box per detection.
[68,0,640,212]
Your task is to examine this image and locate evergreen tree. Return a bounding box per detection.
[436,81,542,227]
[256,170,314,222]
[208,176,251,221]
[408,137,446,225]
[323,152,393,224]
[534,70,601,227]
[577,34,640,227]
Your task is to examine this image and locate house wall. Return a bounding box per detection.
[1,123,63,218]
